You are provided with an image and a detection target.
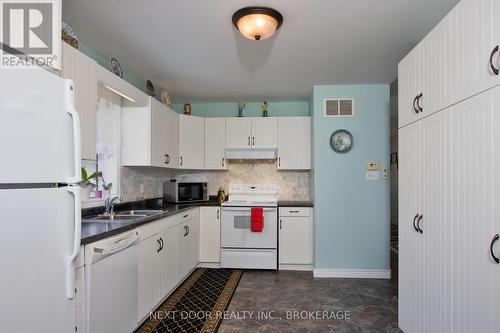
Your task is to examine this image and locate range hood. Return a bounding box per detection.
[225,148,277,160]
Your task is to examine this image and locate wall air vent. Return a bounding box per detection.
[324,98,354,117]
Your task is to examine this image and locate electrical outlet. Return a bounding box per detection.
[367,162,379,171]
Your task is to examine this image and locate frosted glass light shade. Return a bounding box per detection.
[232,7,283,41]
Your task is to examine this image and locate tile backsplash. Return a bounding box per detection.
[121,160,311,202]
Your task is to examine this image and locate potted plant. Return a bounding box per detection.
[80,167,101,200]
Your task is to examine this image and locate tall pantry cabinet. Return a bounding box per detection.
[398,0,500,332]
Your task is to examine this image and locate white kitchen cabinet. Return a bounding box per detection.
[122,97,178,168]
[450,88,500,333]
[61,42,97,160]
[165,107,179,168]
[226,117,277,149]
[199,207,221,263]
[177,216,199,280]
[226,117,252,149]
[137,235,161,320]
[251,117,277,148]
[277,117,311,170]
[205,118,227,170]
[421,13,450,116]
[398,45,422,128]
[450,0,496,106]
[179,115,204,169]
[278,207,313,265]
[157,227,178,300]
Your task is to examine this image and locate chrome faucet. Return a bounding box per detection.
[104,195,123,215]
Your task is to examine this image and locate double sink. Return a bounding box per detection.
[83,209,168,223]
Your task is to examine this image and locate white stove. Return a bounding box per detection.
[220,184,278,270]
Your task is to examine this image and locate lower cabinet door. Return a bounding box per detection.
[279,216,312,264]
[138,235,161,321]
[199,207,221,262]
[158,227,178,297]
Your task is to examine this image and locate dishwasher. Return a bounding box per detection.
[85,229,140,333]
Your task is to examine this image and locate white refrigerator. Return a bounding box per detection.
[0,68,82,332]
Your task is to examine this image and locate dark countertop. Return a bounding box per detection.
[278,200,314,207]
[81,198,220,245]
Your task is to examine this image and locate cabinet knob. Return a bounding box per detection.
[413,95,419,114]
[416,93,423,113]
[416,215,423,234]
[490,233,499,264]
[412,214,419,232]
[490,45,499,75]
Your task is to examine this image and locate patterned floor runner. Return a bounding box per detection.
[136,268,242,333]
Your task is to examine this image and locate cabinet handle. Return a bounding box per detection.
[160,237,164,251]
[164,154,170,165]
[413,95,419,114]
[413,214,419,232]
[252,136,255,146]
[217,209,219,220]
[186,226,190,235]
[289,210,300,213]
[157,238,162,253]
[183,214,189,218]
[490,233,499,264]
[278,157,280,167]
[222,158,225,167]
[180,156,183,166]
[417,215,423,234]
[184,225,188,237]
[279,219,282,229]
[489,45,499,75]
[248,136,251,146]
[416,93,423,113]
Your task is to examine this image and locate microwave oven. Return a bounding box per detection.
[163,181,208,203]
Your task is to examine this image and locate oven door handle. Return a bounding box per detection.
[221,207,277,212]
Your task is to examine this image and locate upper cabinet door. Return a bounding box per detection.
[277,117,311,170]
[251,117,277,148]
[205,118,227,170]
[178,115,204,169]
[422,14,451,116]
[226,118,252,149]
[398,45,422,128]
[61,42,97,160]
[450,0,495,105]
[165,108,179,168]
[150,99,169,168]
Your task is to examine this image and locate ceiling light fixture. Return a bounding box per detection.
[232,7,283,41]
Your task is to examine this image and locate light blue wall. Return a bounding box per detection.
[171,101,310,117]
[313,85,390,271]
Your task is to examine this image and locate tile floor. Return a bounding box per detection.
[218,253,400,333]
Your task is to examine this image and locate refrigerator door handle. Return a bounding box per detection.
[65,185,81,299]
[66,99,81,183]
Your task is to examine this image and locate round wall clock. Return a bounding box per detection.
[330,129,353,153]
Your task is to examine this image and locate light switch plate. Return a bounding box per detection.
[367,162,379,171]
[366,170,380,181]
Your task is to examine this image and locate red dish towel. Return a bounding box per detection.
[250,207,263,232]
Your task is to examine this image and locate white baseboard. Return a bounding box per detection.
[279,264,313,271]
[313,269,391,279]
[198,262,221,269]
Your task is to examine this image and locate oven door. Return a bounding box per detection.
[221,206,277,249]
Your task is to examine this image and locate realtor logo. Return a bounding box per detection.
[1,0,60,69]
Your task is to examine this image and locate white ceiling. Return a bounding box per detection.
[63,0,459,102]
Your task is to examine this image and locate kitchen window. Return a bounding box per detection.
[82,86,122,206]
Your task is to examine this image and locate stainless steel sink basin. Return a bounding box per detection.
[115,210,165,216]
[89,215,141,221]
